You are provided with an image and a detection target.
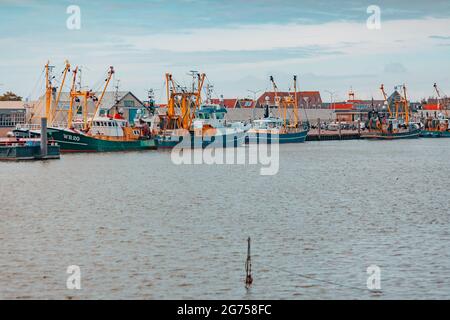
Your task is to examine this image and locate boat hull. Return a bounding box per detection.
[47,128,156,153]
[245,129,308,144]
[156,130,247,149]
[420,130,450,138]
[361,129,421,140]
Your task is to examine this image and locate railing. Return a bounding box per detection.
[15,122,67,130]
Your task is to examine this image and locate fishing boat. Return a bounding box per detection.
[361,84,420,140]
[16,61,156,152]
[420,83,450,138]
[152,73,248,149]
[246,75,309,144]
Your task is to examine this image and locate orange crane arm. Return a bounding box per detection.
[87,66,114,130]
[50,60,71,125]
[67,66,78,128]
[380,84,392,117]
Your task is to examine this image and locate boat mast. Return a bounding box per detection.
[433,83,447,117]
[293,75,299,127]
[380,84,392,118]
[44,61,54,120]
[67,66,78,128]
[188,73,206,128]
[402,84,409,124]
[87,66,114,130]
[50,60,71,126]
[270,76,281,119]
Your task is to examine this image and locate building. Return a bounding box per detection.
[210,98,239,109]
[237,98,260,108]
[29,91,145,125]
[257,91,323,108]
[0,101,27,136]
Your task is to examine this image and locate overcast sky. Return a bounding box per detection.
[0,0,449,102]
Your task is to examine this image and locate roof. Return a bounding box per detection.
[330,103,353,110]
[257,91,322,105]
[423,103,440,111]
[40,91,144,109]
[0,101,27,110]
[210,98,238,108]
[238,99,258,108]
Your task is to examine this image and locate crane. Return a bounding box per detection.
[87,66,115,131]
[165,72,206,131]
[401,84,410,124]
[433,82,448,116]
[44,61,55,120]
[380,84,392,118]
[50,60,71,126]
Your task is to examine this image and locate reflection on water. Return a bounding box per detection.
[1,139,450,299]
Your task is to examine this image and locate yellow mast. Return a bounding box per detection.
[67,66,78,128]
[293,75,299,127]
[402,84,409,124]
[188,73,206,128]
[270,76,281,119]
[50,60,71,125]
[44,61,53,119]
[87,66,115,131]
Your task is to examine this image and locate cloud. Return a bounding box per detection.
[384,63,407,73]
[124,17,450,56]
[429,35,450,40]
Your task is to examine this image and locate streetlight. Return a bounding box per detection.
[247,89,262,120]
[247,89,261,102]
[325,90,337,109]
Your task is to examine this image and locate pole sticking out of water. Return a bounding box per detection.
[245,237,253,289]
[40,117,48,158]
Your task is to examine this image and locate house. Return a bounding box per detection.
[257,91,323,108]
[30,91,145,125]
[0,101,27,136]
[210,98,239,109]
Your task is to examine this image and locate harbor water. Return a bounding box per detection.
[1,139,450,299]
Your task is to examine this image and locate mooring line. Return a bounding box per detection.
[259,263,370,293]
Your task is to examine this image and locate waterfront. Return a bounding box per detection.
[1,139,450,299]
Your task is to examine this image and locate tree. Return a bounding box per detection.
[0,91,22,101]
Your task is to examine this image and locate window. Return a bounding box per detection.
[0,111,25,127]
[124,100,135,108]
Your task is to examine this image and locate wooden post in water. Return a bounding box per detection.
[40,117,48,158]
[318,118,321,140]
[338,120,342,140]
[245,237,253,289]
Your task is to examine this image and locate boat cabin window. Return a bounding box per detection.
[215,112,225,120]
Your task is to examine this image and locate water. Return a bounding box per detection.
[1,139,450,299]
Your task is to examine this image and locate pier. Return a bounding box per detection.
[0,118,60,161]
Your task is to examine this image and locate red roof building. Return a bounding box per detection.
[423,103,440,111]
[210,98,239,109]
[257,91,323,108]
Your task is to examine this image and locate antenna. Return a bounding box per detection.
[114,79,121,104]
[187,70,199,92]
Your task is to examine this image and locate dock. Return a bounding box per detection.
[0,141,60,161]
[0,118,60,161]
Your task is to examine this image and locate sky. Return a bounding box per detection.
[0,0,449,103]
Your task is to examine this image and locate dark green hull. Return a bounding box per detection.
[361,128,421,140]
[420,130,450,138]
[47,128,156,153]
